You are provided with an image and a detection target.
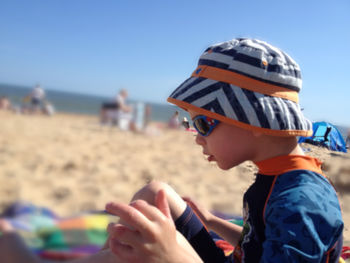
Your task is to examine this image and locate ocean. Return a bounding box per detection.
[1,83,348,139]
[0,83,188,123]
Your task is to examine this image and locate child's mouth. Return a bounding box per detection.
[207,155,214,162]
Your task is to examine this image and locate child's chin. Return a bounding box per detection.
[217,163,232,171]
[217,161,239,171]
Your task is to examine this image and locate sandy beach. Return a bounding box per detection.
[0,111,349,245]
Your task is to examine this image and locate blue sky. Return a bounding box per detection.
[1,0,349,126]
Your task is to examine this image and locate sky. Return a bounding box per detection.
[1,0,349,126]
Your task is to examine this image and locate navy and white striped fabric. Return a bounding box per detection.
[199,38,302,92]
[168,38,312,136]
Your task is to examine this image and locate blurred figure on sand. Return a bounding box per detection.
[42,100,55,116]
[182,117,190,129]
[24,84,46,114]
[346,129,350,149]
[144,104,152,128]
[100,89,134,130]
[0,96,12,111]
[168,110,180,129]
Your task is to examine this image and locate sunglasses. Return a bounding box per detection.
[192,115,220,136]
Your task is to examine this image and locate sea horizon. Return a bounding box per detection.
[0,82,188,124]
[1,82,348,139]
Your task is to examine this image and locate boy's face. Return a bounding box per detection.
[188,110,258,170]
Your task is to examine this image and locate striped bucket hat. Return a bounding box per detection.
[168,38,313,137]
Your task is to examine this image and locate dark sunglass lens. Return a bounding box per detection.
[194,118,209,135]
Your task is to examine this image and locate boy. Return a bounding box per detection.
[106,38,344,262]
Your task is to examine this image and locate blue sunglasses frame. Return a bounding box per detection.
[192,115,220,136]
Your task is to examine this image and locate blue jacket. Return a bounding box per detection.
[232,155,343,263]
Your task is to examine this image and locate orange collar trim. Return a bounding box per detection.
[254,155,323,176]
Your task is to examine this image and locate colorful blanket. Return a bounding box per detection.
[1,202,116,260]
[1,203,349,262]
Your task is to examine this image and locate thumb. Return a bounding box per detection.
[155,189,171,219]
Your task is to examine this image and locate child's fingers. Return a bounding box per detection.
[181,196,192,202]
[101,236,110,250]
[108,224,142,249]
[107,223,124,237]
[130,199,166,222]
[109,237,136,262]
[105,202,152,235]
[155,189,172,219]
[181,197,197,209]
[182,196,197,208]
[0,219,14,233]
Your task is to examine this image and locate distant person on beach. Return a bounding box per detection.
[0,96,12,111]
[346,129,350,149]
[182,116,190,129]
[27,84,45,113]
[144,104,152,128]
[43,100,55,116]
[100,89,133,127]
[168,110,180,129]
[0,39,345,263]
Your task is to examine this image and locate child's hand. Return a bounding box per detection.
[182,196,215,229]
[0,219,14,234]
[184,197,243,247]
[105,190,203,263]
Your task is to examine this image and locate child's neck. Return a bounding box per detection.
[252,136,304,163]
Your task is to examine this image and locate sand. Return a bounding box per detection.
[0,111,349,245]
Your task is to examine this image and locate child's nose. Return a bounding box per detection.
[195,134,206,145]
